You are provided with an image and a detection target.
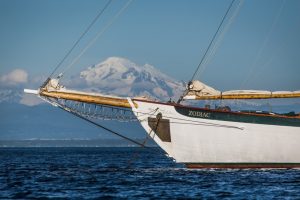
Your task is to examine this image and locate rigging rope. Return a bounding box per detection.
[235,0,286,111]
[126,113,162,168]
[239,0,286,90]
[198,0,244,77]
[189,0,236,82]
[48,97,148,148]
[49,0,113,79]
[177,0,236,103]
[60,0,133,80]
[42,97,162,147]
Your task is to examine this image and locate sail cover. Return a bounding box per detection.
[184,80,221,99]
[184,80,300,100]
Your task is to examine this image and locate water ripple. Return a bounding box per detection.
[0,147,299,199]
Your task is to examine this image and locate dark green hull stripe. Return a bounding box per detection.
[174,106,300,127]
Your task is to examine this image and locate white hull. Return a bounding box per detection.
[26,82,300,168]
[131,100,300,167]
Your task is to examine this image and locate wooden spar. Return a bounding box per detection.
[184,92,300,100]
[40,89,137,108]
[184,80,300,100]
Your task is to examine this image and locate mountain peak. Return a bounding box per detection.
[79,57,184,101]
[104,56,135,66]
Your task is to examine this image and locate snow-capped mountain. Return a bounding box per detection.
[76,57,185,101]
[0,57,185,105]
[0,89,22,104]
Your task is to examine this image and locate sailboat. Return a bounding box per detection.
[24,0,300,168]
[24,77,300,168]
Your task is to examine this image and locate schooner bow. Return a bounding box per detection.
[24,77,300,168]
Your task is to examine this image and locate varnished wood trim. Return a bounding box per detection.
[40,90,137,108]
[189,92,300,100]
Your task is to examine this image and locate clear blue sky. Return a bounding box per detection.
[1,0,300,91]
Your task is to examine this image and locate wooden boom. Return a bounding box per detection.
[184,92,300,100]
[184,80,300,100]
[40,89,137,108]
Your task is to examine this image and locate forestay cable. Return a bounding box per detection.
[189,0,236,82]
[177,0,236,103]
[49,0,113,78]
[47,97,148,148]
[198,0,244,77]
[60,0,133,79]
[239,0,286,89]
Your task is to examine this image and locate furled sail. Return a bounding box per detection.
[184,80,300,100]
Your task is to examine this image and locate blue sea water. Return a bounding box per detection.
[0,147,300,199]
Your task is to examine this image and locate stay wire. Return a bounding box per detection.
[190,0,236,82]
[126,115,162,168]
[177,0,236,104]
[54,100,148,148]
[197,0,244,76]
[60,0,133,79]
[239,0,286,90]
[51,98,169,167]
[49,0,113,78]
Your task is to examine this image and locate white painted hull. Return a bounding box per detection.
[132,100,300,167]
